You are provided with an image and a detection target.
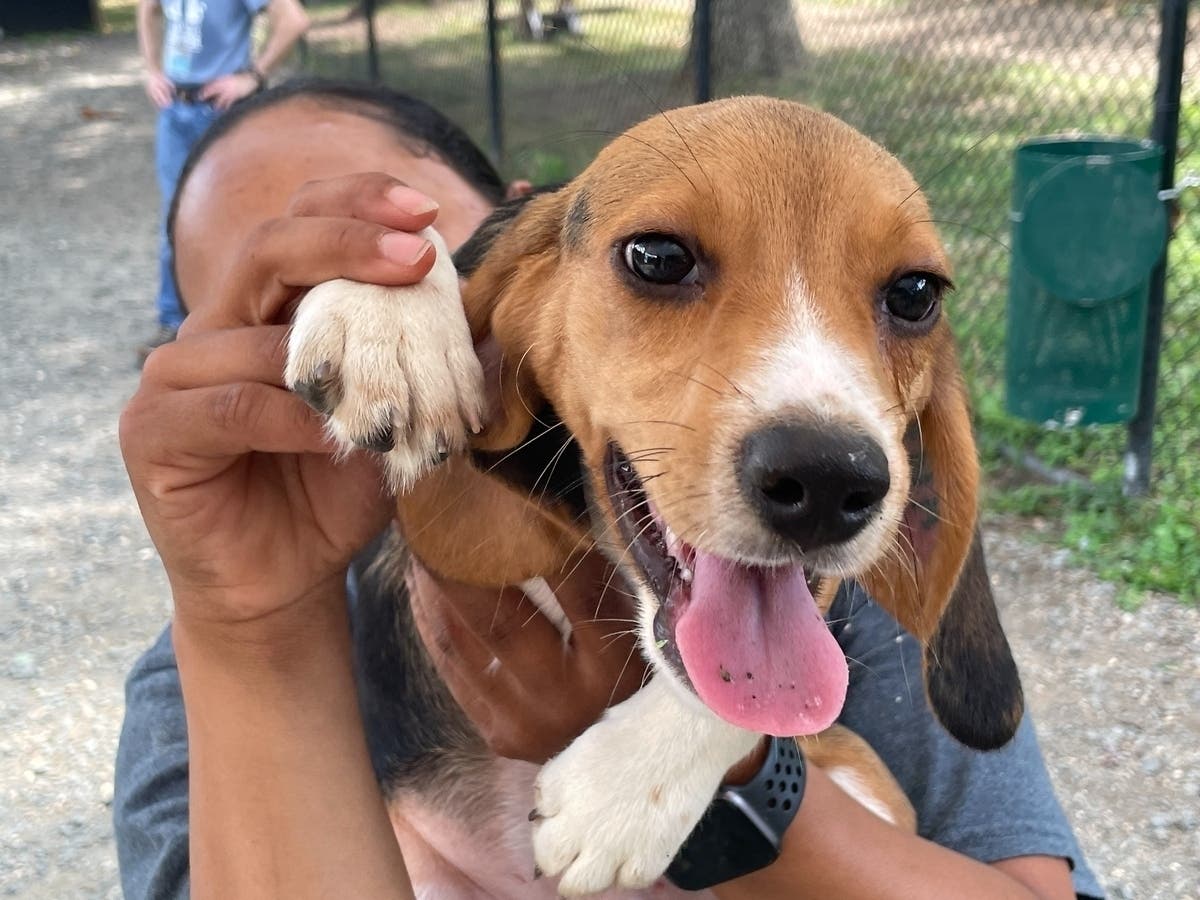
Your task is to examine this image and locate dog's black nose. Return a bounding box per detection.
[739,422,891,550]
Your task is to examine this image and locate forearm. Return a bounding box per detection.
[175,581,413,900]
[136,0,163,72]
[256,0,311,75]
[713,764,1072,900]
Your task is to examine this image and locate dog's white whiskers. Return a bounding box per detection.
[605,638,644,709]
[599,628,641,653]
[527,432,578,508]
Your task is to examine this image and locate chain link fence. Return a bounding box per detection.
[300,0,1198,601]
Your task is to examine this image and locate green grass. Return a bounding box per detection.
[97,0,138,34]
[303,0,1199,603]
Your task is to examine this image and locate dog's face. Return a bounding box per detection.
[461,97,1022,749]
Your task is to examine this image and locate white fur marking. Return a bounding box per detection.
[533,677,759,895]
[734,270,904,572]
[749,272,886,438]
[828,766,898,825]
[519,577,572,644]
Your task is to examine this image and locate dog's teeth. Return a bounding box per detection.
[662,522,684,557]
[679,564,693,584]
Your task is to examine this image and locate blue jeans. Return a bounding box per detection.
[154,100,221,330]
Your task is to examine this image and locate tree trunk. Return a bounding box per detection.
[691,0,805,85]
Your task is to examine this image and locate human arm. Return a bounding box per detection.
[136,0,172,108]
[119,177,441,899]
[200,0,310,110]
[712,763,1074,899]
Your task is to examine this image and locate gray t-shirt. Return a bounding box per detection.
[113,581,1104,899]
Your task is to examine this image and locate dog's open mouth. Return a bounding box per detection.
[605,443,848,736]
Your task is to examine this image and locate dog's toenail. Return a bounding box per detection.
[293,369,340,416]
[358,421,395,453]
[294,380,323,411]
[533,865,543,880]
[528,808,542,822]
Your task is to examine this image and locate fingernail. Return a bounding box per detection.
[380,232,432,266]
[387,185,439,216]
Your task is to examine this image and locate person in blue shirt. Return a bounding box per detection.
[135,0,309,364]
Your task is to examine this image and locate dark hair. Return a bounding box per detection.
[166,78,507,300]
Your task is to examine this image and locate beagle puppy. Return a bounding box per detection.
[286,96,1024,895]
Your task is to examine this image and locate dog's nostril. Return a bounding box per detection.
[842,489,879,516]
[761,475,806,507]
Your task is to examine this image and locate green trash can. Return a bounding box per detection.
[1005,136,1168,426]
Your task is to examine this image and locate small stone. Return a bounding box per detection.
[8,652,36,679]
[1150,812,1172,829]
[1141,755,1163,776]
[99,780,114,805]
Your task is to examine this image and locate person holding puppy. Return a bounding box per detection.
[116,80,1102,899]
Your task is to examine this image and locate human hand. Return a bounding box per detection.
[144,68,174,109]
[119,174,444,639]
[198,71,260,111]
[409,555,651,764]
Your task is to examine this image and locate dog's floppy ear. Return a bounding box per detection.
[454,188,569,452]
[859,345,1024,751]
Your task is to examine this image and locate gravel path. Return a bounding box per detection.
[1,29,1197,900]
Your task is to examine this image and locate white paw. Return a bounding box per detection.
[531,679,759,896]
[285,227,485,491]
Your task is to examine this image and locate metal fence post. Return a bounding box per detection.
[364,0,380,83]
[1124,0,1189,496]
[486,0,504,164]
[694,0,712,103]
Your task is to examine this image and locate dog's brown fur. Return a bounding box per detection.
[393,98,1020,753]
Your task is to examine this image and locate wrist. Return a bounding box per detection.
[171,573,350,664]
[668,737,807,891]
[723,736,770,786]
[243,64,267,91]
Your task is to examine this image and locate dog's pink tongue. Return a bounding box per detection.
[674,552,847,736]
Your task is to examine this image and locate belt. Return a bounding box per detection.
[173,84,209,104]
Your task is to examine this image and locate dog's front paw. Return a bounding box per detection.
[285,227,485,490]
[531,679,759,896]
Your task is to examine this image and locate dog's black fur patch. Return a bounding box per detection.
[471,405,588,521]
[352,410,587,810]
[452,184,565,278]
[923,530,1025,751]
[351,532,492,809]
[564,189,592,248]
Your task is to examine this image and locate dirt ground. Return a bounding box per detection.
[1,28,1197,900]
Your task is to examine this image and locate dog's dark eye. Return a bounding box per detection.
[623,235,698,286]
[883,273,943,324]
